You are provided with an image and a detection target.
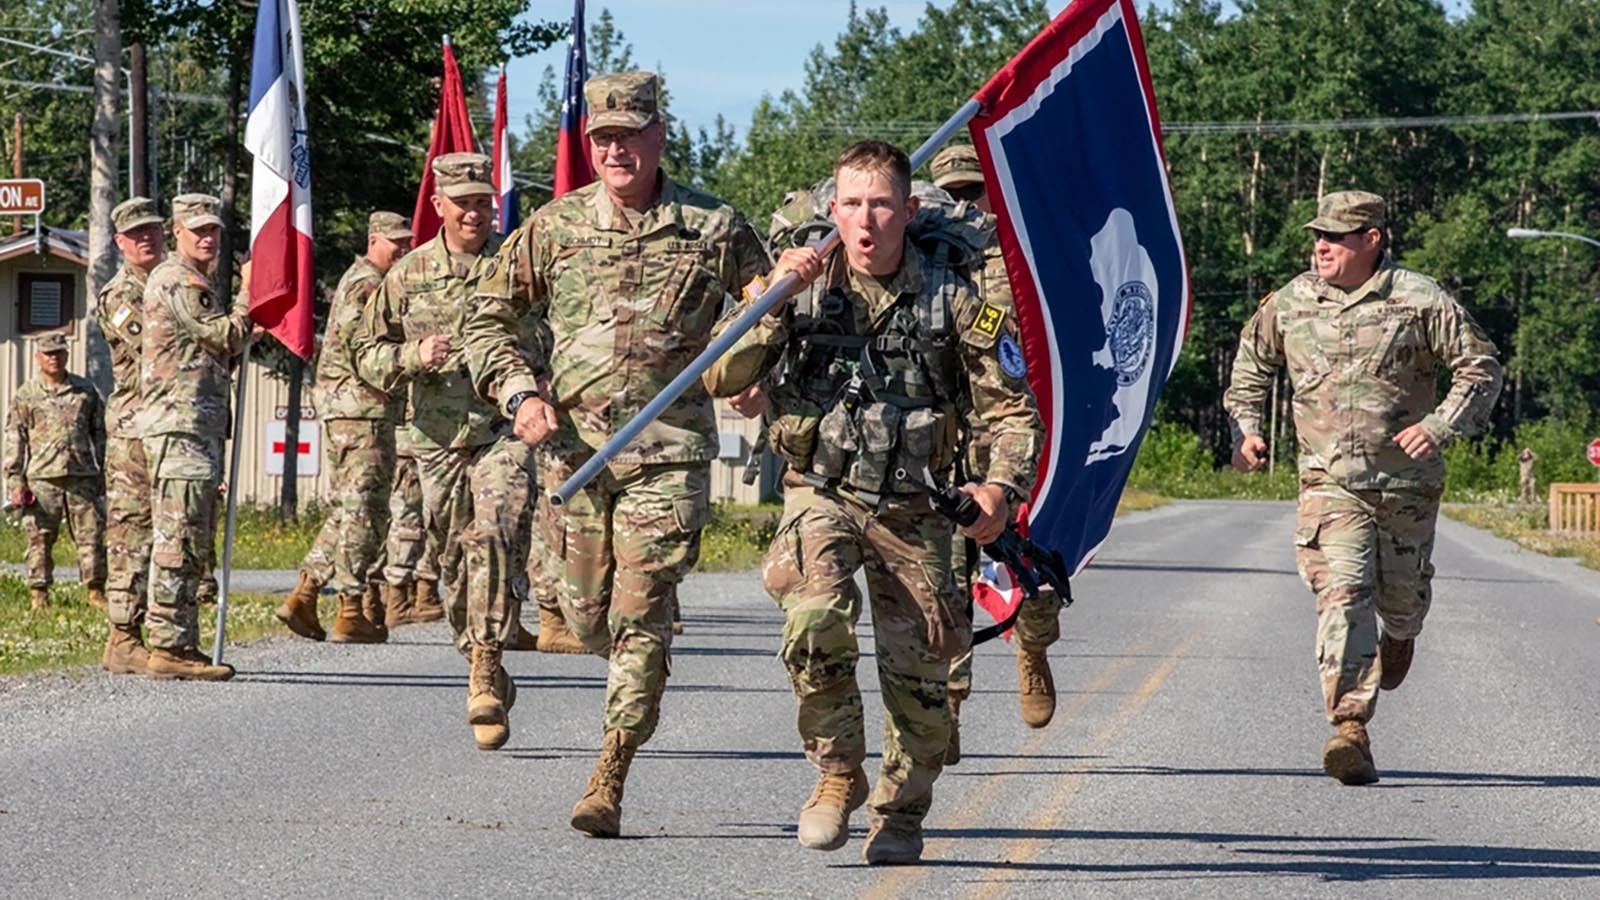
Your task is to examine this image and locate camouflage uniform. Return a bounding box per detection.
[300,244,403,597]
[354,158,507,647]
[1225,191,1502,726]
[4,337,106,592]
[140,194,250,651]
[704,230,1044,834]
[466,165,770,746]
[98,198,166,624]
[382,441,428,587]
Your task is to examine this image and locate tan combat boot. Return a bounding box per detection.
[330,594,386,644]
[795,765,868,851]
[362,584,389,641]
[1017,647,1056,728]
[86,586,108,611]
[383,582,414,628]
[536,607,588,654]
[412,579,445,623]
[146,646,235,682]
[275,571,326,641]
[570,730,638,838]
[1322,720,1379,785]
[1379,635,1414,691]
[505,618,539,651]
[29,587,48,610]
[862,821,925,865]
[101,622,150,675]
[944,692,966,766]
[468,644,508,751]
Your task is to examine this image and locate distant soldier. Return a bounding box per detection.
[926,143,1064,764]
[1518,447,1537,504]
[464,71,772,836]
[353,152,530,750]
[379,439,438,625]
[704,140,1044,864]
[139,192,250,681]
[97,196,167,673]
[1226,191,1502,785]
[278,211,413,643]
[4,332,106,611]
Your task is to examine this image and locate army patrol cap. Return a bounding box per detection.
[112,197,163,234]
[585,71,661,134]
[31,332,68,354]
[1303,190,1386,233]
[368,211,414,241]
[931,144,984,189]
[432,152,495,199]
[171,193,224,230]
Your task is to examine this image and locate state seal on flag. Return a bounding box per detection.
[1108,280,1154,386]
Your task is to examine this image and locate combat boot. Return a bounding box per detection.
[1379,635,1415,691]
[1322,720,1379,785]
[468,644,508,751]
[100,622,150,675]
[86,586,108,611]
[1017,647,1056,728]
[536,607,588,654]
[570,730,637,838]
[383,582,414,628]
[146,646,234,682]
[362,584,389,642]
[412,579,445,623]
[862,821,924,866]
[944,692,965,766]
[505,618,539,651]
[330,594,385,644]
[29,587,48,610]
[795,765,868,851]
[275,571,326,641]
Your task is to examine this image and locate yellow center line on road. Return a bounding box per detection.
[965,630,1207,899]
[861,635,1161,900]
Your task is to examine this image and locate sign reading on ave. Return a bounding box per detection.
[0,179,45,216]
[1587,438,1600,467]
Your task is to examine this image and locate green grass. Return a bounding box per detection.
[0,574,318,676]
[1442,501,1600,572]
[0,503,326,571]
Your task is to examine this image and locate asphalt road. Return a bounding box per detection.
[2,500,1597,899]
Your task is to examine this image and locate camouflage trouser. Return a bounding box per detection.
[382,454,431,587]
[21,475,106,590]
[417,445,476,641]
[762,484,970,832]
[525,453,564,616]
[542,457,710,746]
[459,436,537,646]
[1295,478,1441,725]
[143,433,222,650]
[301,419,395,596]
[105,435,151,624]
[946,532,1063,699]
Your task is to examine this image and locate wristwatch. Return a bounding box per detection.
[996,483,1025,506]
[505,390,539,417]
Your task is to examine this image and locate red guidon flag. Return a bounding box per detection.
[411,37,478,243]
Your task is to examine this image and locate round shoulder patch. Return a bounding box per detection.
[997,334,1027,379]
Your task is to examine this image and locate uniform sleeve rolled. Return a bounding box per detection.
[1223,301,1284,443]
[1419,295,1502,444]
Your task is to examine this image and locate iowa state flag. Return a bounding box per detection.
[244,0,315,359]
[968,0,1191,624]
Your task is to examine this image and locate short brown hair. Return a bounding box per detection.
[834,140,911,199]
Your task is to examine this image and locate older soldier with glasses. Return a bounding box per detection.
[1225,190,1502,785]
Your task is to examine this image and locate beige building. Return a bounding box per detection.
[0,228,776,508]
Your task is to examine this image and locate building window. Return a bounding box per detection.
[18,274,72,334]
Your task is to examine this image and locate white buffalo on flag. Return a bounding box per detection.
[968,0,1190,624]
[244,0,314,359]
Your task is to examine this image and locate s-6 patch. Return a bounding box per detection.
[971,302,1005,339]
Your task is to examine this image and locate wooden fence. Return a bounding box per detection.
[1548,483,1600,537]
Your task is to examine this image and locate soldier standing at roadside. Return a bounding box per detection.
[278,211,413,643]
[4,333,106,611]
[1225,190,1501,785]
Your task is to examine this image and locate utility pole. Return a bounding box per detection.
[87,0,122,394]
[10,113,20,236]
[130,44,150,197]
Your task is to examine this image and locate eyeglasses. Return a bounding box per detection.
[1312,228,1370,244]
[589,129,648,150]
[946,182,986,204]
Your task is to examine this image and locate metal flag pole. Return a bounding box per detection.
[551,99,983,506]
[211,333,254,665]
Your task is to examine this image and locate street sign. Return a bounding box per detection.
[265,419,321,476]
[1587,438,1600,467]
[0,179,45,216]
